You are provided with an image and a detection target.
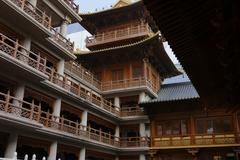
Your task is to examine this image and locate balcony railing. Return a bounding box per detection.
[63,0,79,13]
[65,62,102,90]
[0,33,147,118]
[50,28,74,52]
[0,33,47,74]
[0,91,148,148]
[102,77,158,94]
[10,0,51,29]
[66,62,158,97]
[86,23,152,47]
[45,70,120,116]
[121,107,144,117]
[9,0,74,53]
[120,137,149,147]
[152,133,240,148]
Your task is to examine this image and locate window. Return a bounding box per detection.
[157,125,163,136]
[196,119,205,134]
[132,66,142,78]
[94,72,102,81]
[112,69,123,81]
[181,120,187,135]
[156,120,188,136]
[196,117,232,134]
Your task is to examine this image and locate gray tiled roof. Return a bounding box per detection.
[143,82,199,103]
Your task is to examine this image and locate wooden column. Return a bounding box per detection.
[149,63,152,83]
[143,58,148,79]
[233,112,239,143]
[190,115,195,145]
[150,120,155,147]
[129,63,133,79]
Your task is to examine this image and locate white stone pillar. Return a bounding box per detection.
[29,0,37,7]
[48,141,57,160]
[52,98,61,117]
[13,84,25,104]
[114,125,120,141]
[22,37,31,50]
[57,59,65,75]
[139,92,146,103]
[12,84,25,115]
[4,133,18,158]
[60,20,68,37]
[139,154,146,160]
[114,96,120,107]
[114,96,120,111]
[80,110,88,130]
[139,123,146,137]
[78,147,86,160]
[20,37,31,63]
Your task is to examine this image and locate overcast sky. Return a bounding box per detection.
[76,0,117,13]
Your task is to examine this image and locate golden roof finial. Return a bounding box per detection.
[113,0,133,8]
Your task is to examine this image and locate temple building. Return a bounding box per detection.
[1,0,238,160]
[0,0,179,160]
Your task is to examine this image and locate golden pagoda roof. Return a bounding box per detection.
[75,32,181,78]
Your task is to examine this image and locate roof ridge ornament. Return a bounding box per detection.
[113,0,133,8]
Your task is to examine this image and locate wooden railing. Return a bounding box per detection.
[0,33,147,118]
[65,62,102,90]
[63,0,79,13]
[0,33,47,74]
[45,69,120,116]
[102,77,158,94]
[65,62,158,99]
[120,137,149,147]
[152,133,240,148]
[0,91,41,122]
[50,28,74,52]
[10,0,51,29]
[121,106,144,117]
[9,0,74,53]
[0,91,148,148]
[86,23,152,47]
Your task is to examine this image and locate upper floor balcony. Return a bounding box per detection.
[102,77,158,96]
[4,0,52,31]
[50,27,74,53]
[0,90,149,148]
[0,32,48,80]
[65,62,102,91]
[65,62,159,97]
[85,23,153,49]
[151,133,240,149]
[45,69,121,117]
[0,34,145,119]
[1,0,75,57]
[120,107,145,117]
[63,0,79,13]
[49,0,81,23]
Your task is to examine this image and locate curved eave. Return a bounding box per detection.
[79,1,158,34]
[142,0,240,106]
[140,97,200,105]
[75,32,181,78]
[75,32,160,55]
